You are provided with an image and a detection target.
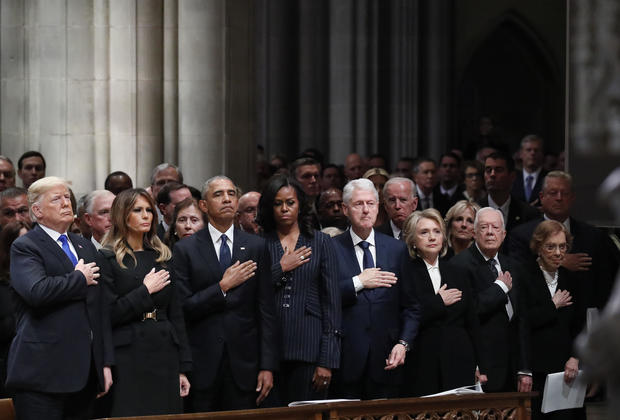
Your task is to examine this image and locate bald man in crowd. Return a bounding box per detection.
[236,191,261,234]
[343,153,364,181]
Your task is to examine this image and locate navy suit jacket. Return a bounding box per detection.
[332,230,420,385]
[172,227,279,391]
[265,231,341,369]
[7,225,113,393]
[449,245,530,392]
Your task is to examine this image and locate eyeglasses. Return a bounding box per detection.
[543,243,567,252]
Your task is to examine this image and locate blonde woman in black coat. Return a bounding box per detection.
[98,188,191,416]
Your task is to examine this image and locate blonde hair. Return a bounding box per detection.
[27,176,71,222]
[102,188,171,268]
[445,200,480,248]
[402,208,448,259]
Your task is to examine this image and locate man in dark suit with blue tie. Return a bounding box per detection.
[331,178,420,399]
[173,175,278,412]
[8,176,113,420]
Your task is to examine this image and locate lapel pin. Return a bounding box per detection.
[240,247,246,251]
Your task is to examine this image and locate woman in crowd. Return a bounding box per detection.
[165,197,207,249]
[98,189,191,416]
[401,209,480,397]
[0,221,30,397]
[525,220,586,420]
[462,160,486,202]
[257,175,341,405]
[444,200,480,258]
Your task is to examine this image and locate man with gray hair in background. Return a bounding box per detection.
[149,163,183,200]
[82,190,116,249]
[376,177,418,240]
[0,187,30,228]
[0,156,16,193]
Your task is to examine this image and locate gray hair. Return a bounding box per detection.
[27,176,70,222]
[342,178,378,205]
[542,170,573,192]
[0,187,27,203]
[201,175,236,199]
[383,177,417,199]
[473,207,505,231]
[0,156,15,175]
[83,189,115,214]
[150,163,183,185]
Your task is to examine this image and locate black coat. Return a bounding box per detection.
[449,245,531,392]
[402,257,481,396]
[477,195,540,233]
[98,248,191,416]
[172,227,279,392]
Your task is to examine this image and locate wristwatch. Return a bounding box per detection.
[398,339,410,352]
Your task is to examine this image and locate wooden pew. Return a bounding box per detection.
[96,392,535,420]
[0,399,14,420]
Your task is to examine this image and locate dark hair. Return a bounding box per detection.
[412,157,437,174]
[18,151,46,170]
[368,153,388,169]
[289,157,320,179]
[257,175,314,238]
[165,197,207,249]
[156,182,189,206]
[104,171,133,191]
[188,186,202,200]
[300,148,324,167]
[485,151,515,172]
[439,151,462,167]
[0,221,31,275]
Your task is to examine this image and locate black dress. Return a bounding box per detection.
[98,248,192,417]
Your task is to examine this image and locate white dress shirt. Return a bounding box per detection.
[39,224,78,260]
[350,228,376,293]
[389,220,401,240]
[207,223,235,261]
[541,268,558,297]
[424,258,441,294]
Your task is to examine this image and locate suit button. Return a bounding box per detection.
[283,303,290,308]
[285,286,292,290]
[283,294,291,298]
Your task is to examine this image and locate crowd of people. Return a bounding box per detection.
[0,135,618,420]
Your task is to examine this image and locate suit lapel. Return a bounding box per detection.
[195,228,223,280]
[33,225,75,272]
[231,228,249,264]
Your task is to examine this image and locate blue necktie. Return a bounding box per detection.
[359,241,374,269]
[525,175,534,202]
[58,234,78,266]
[219,234,232,272]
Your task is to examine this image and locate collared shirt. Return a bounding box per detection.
[487,195,511,228]
[523,167,543,190]
[39,224,78,259]
[440,184,458,198]
[350,228,376,293]
[540,267,558,297]
[207,222,235,261]
[543,213,571,233]
[91,236,102,250]
[389,220,401,240]
[424,257,441,294]
[416,185,433,209]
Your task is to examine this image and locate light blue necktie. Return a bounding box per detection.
[58,234,78,266]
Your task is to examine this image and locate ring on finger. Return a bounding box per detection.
[300,255,305,261]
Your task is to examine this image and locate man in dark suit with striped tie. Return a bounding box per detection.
[173,175,278,412]
[376,177,418,240]
[7,176,113,420]
[331,178,420,399]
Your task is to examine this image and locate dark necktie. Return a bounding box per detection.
[488,258,513,319]
[487,258,498,278]
[525,175,534,202]
[359,241,374,269]
[219,234,232,272]
[58,234,78,266]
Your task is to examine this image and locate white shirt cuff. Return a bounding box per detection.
[494,279,509,294]
[353,276,364,293]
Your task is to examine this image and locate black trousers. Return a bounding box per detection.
[270,361,328,406]
[188,349,257,413]
[13,368,97,420]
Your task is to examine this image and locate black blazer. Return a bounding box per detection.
[172,227,279,391]
[477,195,540,233]
[265,231,341,369]
[7,225,113,393]
[403,257,481,396]
[332,230,420,386]
[507,216,619,309]
[512,169,547,205]
[522,263,586,374]
[449,245,530,392]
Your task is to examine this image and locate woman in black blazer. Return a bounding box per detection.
[98,189,191,416]
[525,220,585,420]
[257,175,341,405]
[401,208,481,397]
